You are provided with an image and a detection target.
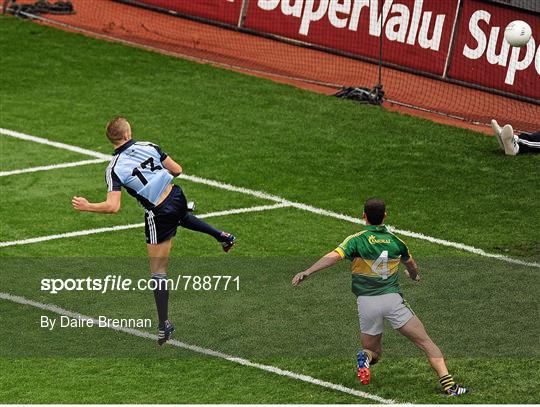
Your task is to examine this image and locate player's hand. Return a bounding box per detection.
[72,196,90,211]
[292,271,310,286]
[404,269,420,282]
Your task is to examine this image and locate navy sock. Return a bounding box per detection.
[152,274,169,327]
[180,213,223,241]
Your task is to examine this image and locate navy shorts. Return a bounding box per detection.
[144,185,188,244]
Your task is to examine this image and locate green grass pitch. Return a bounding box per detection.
[0,15,539,404]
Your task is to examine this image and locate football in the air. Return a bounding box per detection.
[504,20,532,47]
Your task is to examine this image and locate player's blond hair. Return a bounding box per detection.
[106,117,131,143]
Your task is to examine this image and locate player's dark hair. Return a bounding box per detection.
[364,198,386,225]
[106,116,130,143]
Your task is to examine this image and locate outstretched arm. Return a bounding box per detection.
[292,251,342,286]
[72,191,121,214]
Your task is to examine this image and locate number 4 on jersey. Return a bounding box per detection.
[371,250,389,279]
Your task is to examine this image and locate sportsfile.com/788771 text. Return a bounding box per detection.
[40,275,241,294]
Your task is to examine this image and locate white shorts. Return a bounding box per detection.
[357,293,414,335]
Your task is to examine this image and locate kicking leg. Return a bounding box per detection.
[179,212,223,240]
[399,316,467,395]
[147,239,175,345]
[179,212,236,252]
[175,188,236,251]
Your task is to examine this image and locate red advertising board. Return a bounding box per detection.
[243,0,459,75]
[132,0,243,26]
[448,0,540,100]
[132,0,539,100]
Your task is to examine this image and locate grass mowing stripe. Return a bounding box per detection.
[0,158,109,177]
[3,126,539,269]
[0,128,110,160]
[0,292,396,404]
[0,203,288,248]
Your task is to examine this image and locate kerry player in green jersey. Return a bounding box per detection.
[292,198,468,396]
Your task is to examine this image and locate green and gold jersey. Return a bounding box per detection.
[335,225,411,297]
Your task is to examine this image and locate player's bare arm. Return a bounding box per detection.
[72,191,121,214]
[402,257,420,281]
[292,251,342,286]
[162,156,182,177]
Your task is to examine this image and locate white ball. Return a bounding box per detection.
[504,20,532,47]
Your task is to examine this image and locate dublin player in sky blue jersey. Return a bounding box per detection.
[72,117,236,345]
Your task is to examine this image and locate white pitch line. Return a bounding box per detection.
[0,292,395,404]
[178,173,287,203]
[0,203,288,248]
[0,128,110,160]
[0,158,109,177]
[180,175,540,269]
[198,202,290,219]
[2,127,538,269]
[384,226,538,268]
[0,223,144,248]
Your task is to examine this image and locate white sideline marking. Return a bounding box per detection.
[0,292,395,404]
[383,226,539,268]
[0,203,288,248]
[179,175,540,269]
[0,159,109,177]
[178,174,287,203]
[0,128,110,160]
[2,127,538,269]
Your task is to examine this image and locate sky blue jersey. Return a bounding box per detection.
[105,140,173,209]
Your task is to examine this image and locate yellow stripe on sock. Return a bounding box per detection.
[441,380,454,386]
[439,374,455,390]
[364,349,374,363]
